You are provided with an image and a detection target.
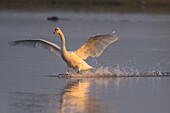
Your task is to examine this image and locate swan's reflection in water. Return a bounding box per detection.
[8,79,107,113]
[8,76,169,113]
[59,79,105,113]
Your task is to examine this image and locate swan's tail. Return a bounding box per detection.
[86,66,94,70]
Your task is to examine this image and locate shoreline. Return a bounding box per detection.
[0,2,170,14]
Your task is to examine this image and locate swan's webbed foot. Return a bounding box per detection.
[66,70,70,75]
[76,70,83,75]
[77,70,80,74]
[66,67,70,75]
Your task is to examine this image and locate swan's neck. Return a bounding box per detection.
[58,31,67,53]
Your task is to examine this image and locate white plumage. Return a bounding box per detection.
[9,27,118,74]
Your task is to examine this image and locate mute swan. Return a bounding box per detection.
[9,27,118,74]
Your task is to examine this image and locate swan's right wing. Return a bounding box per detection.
[9,39,61,56]
[75,32,118,60]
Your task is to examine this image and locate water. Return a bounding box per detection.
[0,11,170,113]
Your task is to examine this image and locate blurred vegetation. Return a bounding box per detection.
[0,0,170,13]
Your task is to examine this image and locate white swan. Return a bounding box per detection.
[9,27,118,74]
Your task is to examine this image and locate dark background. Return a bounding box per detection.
[0,0,170,13]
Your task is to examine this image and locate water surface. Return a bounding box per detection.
[0,11,170,113]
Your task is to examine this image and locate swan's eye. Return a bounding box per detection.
[55,28,59,31]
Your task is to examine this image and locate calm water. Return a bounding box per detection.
[0,11,170,113]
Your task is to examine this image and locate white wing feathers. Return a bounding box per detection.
[75,32,118,60]
[9,39,61,56]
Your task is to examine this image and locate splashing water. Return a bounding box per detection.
[69,64,169,78]
[71,64,140,77]
[95,65,139,76]
[94,67,112,75]
[52,63,169,78]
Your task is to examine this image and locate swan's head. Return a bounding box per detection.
[53,27,61,34]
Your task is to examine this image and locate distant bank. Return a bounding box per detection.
[0,0,170,13]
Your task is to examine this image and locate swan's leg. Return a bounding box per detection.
[77,70,80,74]
[66,67,71,74]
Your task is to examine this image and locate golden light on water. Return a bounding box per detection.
[59,80,104,113]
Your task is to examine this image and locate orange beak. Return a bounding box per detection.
[53,31,56,34]
[53,28,58,34]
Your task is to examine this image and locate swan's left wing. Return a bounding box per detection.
[75,32,118,60]
[9,39,61,56]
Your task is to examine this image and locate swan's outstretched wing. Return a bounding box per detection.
[75,32,118,60]
[9,39,61,56]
